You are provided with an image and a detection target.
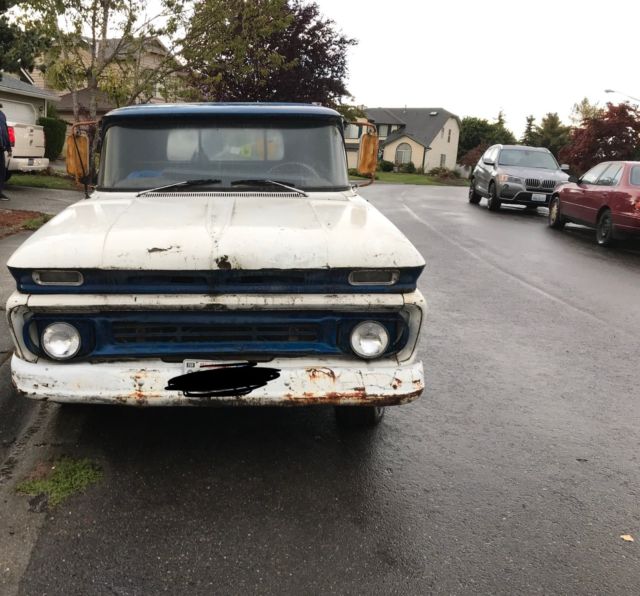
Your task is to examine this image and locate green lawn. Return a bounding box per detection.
[7,173,78,190]
[373,172,469,186]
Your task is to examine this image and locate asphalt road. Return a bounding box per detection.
[1,185,639,595]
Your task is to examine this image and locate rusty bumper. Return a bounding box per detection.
[11,355,424,407]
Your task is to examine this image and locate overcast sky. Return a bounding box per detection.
[313,0,638,136]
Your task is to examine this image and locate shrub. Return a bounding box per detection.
[379,160,394,172]
[399,161,416,174]
[428,167,459,179]
[415,167,424,175]
[37,117,67,160]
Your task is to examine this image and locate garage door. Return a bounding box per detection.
[1,100,37,124]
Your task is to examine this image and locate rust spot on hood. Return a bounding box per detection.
[215,255,232,270]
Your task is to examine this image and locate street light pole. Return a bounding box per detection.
[604,89,640,103]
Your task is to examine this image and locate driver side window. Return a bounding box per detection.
[597,163,623,186]
[581,162,609,184]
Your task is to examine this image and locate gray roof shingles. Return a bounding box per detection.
[0,74,60,101]
[365,107,459,148]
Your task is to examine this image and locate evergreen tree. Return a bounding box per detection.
[535,113,571,157]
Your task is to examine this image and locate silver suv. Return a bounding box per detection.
[469,145,570,211]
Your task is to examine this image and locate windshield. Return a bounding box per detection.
[498,149,559,170]
[98,119,349,191]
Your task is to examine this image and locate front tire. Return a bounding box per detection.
[335,406,385,428]
[468,179,481,204]
[487,182,501,211]
[596,209,614,246]
[548,196,565,229]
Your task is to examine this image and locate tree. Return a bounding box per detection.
[457,117,495,159]
[570,97,602,126]
[24,0,185,121]
[457,115,516,161]
[459,143,489,168]
[535,112,571,157]
[0,1,49,73]
[183,0,357,106]
[559,102,640,173]
[335,103,365,122]
[521,115,540,146]
[487,113,516,146]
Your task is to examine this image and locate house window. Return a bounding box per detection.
[447,129,451,143]
[378,124,388,137]
[345,124,361,139]
[440,154,446,167]
[396,143,412,164]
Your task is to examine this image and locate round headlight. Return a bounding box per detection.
[350,321,390,359]
[41,323,81,360]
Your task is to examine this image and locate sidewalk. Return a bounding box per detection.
[2,183,82,216]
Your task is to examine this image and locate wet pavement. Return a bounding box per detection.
[1,185,639,595]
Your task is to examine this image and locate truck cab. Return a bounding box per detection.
[6,103,426,426]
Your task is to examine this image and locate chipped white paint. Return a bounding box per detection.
[11,354,424,407]
[7,190,425,271]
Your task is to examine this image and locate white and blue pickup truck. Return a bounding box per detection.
[5,103,426,426]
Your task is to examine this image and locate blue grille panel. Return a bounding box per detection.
[25,311,408,361]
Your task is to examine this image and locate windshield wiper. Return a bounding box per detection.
[230,179,308,197]
[136,178,221,197]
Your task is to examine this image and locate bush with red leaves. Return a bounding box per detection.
[559,103,640,174]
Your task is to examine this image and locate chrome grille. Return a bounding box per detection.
[525,178,556,191]
[525,178,540,189]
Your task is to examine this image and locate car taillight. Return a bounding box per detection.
[8,126,15,147]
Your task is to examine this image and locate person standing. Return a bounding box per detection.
[0,103,12,200]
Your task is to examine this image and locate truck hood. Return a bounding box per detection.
[7,191,425,270]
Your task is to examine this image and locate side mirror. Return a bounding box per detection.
[560,164,570,171]
[356,123,379,183]
[483,158,495,166]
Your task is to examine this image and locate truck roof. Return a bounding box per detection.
[103,102,342,124]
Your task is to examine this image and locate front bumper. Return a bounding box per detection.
[11,354,424,407]
[499,187,552,206]
[7,157,49,172]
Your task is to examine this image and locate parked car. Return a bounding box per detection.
[469,144,570,211]
[4,120,49,180]
[5,103,426,427]
[548,161,640,246]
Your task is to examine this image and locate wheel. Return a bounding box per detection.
[548,196,565,229]
[596,209,614,246]
[335,406,385,428]
[468,179,481,204]
[487,182,501,211]
[268,161,319,179]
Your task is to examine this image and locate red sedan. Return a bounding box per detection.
[548,161,640,246]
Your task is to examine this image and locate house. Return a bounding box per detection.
[29,37,184,123]
[0,72,60,124]
[345,107,460,172]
